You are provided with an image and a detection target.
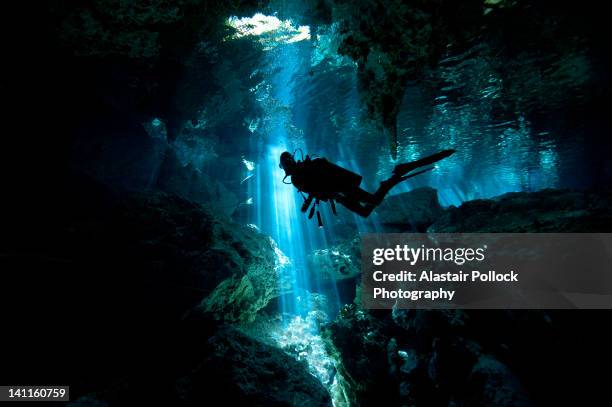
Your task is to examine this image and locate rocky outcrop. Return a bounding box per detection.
[375,187,443,232]
[177,326,332,407]
[67,322,331,406]
[201,232,292,323]
[4,1,264,217]
[429,188,612,232]
[2,178,294,401]
[322,306,396,406]
[323,187,612,406]
[323,305,548,406]
[358,187,612,233]
[156,148,240,216]
[308,236,361,283]
[109,186,290,323]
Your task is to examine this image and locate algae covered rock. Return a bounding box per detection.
[322,304,397,406]
[201,235,292,323]
[119,189,291,322]
[119,190,292,323]
[307,236,361,283]
[176,326,332,407]
[67,321,332,406]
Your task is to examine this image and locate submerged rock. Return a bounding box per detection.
[67,322,331,406]
[307,236,364,307]
[430,188,612,232]
[375,187,443,232]
[466,355,531,407]
[323,188,612,406]
[2,178,292,399]
[176,326,332,407]
[325,305,537,407]
[110,187,290,323]
[200,233,292,323]
[307,236,361,283]
[156,148,240,216]
[322,305,399,406]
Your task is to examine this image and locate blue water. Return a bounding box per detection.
[233,11,602,400]
[239,11,594,312]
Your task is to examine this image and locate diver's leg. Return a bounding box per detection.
[350,188,379,205]
[336,196,375,217]
[371,167,435,202]
[338,157,447,218]
[372,175,405,202]
[336,182,399,217]
[338,172,421,217]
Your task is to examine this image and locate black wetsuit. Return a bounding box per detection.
[290,157,387,217]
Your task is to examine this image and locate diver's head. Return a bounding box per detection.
[279,151,297,175]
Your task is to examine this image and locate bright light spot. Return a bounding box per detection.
[151,118,162,127]
[228,13,282,36]
[247,117,260,133]
[539,149,558,171]
[287,25,311,43]
[245,197,254,205]
[243,158,255,171]
[276,313,334,386]
[269,237,291,271]
[273,312,351,407]
[241,174,254,184]
[226,13,311,49]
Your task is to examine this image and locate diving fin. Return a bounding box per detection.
[392,149,455,177]
[378,167,435,198]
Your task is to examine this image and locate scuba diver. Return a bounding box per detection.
[279,149,455,226]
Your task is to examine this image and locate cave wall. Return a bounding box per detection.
[2,0,268,221]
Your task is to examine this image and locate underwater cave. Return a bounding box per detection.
[1,0,612,406]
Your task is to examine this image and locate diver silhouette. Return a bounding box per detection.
[279,149,455,226]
